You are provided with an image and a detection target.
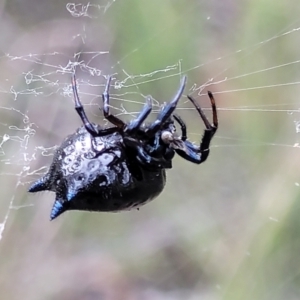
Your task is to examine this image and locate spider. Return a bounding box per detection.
[29,74,218,220]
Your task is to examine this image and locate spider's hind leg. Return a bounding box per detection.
[102,76,126,129]
[72,74,99,136]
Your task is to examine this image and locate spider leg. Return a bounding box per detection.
[146,76,187,137]
[124,136,173,169]
[208,91,218,128]
[125,96,153,134]
[187,92,218,133]
[173,114,187,141]
[187,91,218,150]
[102,76,125,129]
[173,140,204,164]
[72,74,99,136]
[174,91,218,164]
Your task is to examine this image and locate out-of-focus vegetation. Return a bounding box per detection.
[1,0,300,299]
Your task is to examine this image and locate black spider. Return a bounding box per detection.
[29,74,218,220]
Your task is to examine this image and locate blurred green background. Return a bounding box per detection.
[1,0,300,299]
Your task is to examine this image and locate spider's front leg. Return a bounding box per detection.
[174,91,218,164]
[124,96,153,134]
[190,91,218,155]
[145,76,187,137]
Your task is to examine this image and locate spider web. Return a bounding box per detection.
[1,1,300,299]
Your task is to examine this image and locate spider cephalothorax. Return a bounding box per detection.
[29,74,218,220]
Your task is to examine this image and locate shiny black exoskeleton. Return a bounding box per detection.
[29,74,218,220]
